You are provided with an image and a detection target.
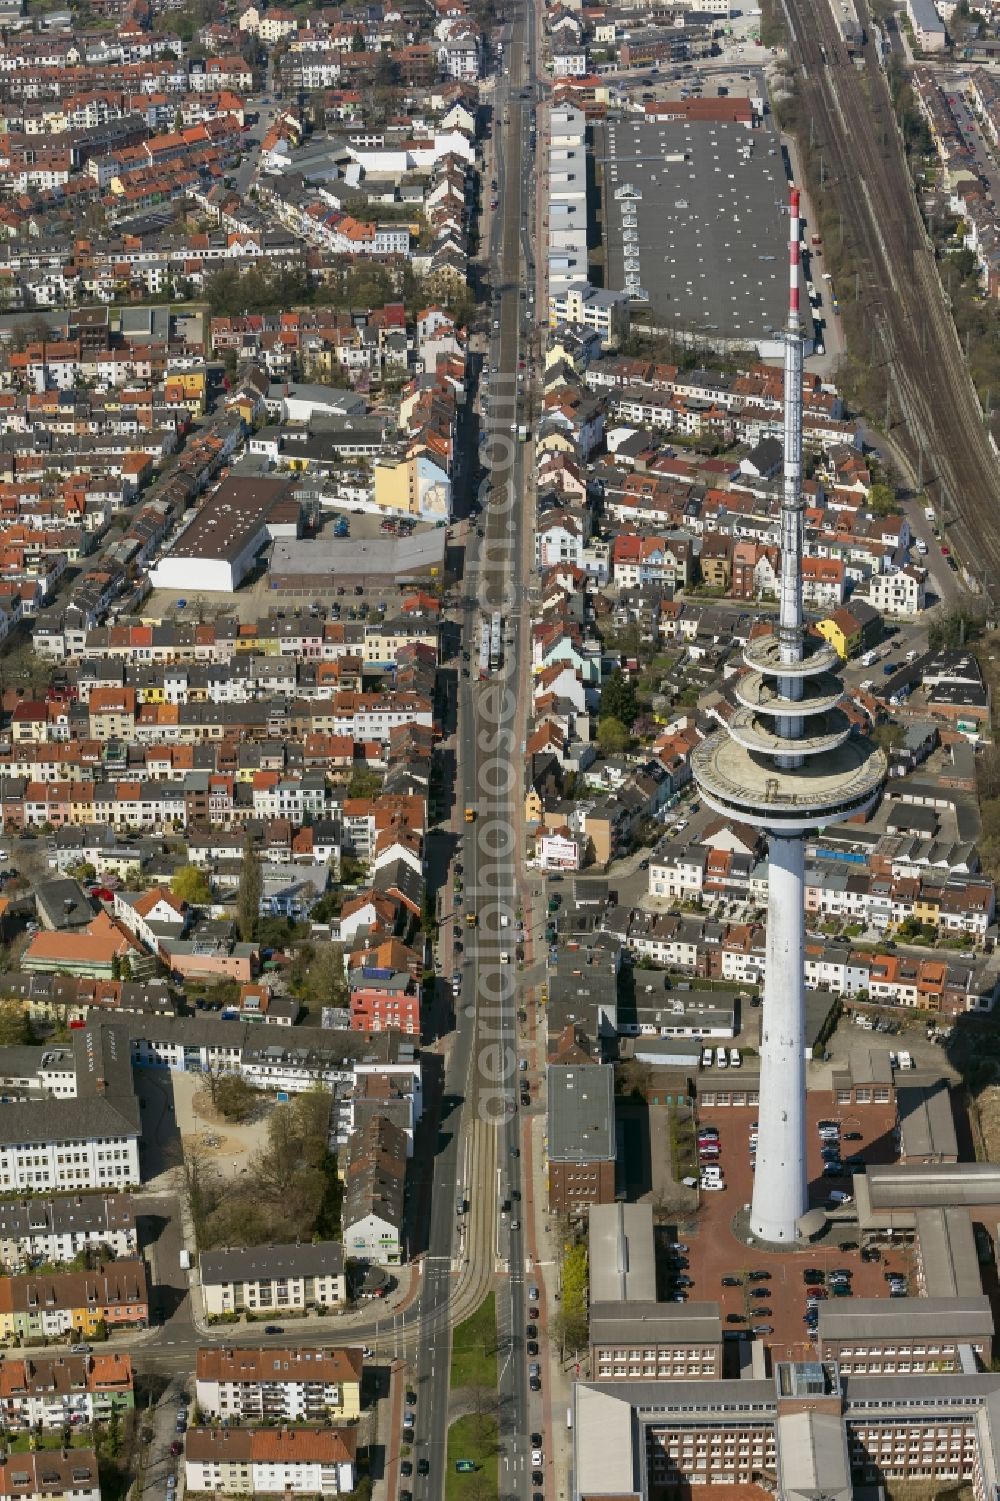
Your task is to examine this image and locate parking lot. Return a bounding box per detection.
[679,1091,913,1365]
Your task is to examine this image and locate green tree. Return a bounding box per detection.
[236,834,263,943]
[347,765,383,799]
[873,722,904,753]
[551,1240,589,1357]
[374,50,399,86]
[596,716,631,755]
[599,666,638,727]
[214,1074,258,1122]
[172,864,213,905]
[868,482,896,515]
[293,943,348,1011]
[0,1001,33,1047]
[928,607,979,652]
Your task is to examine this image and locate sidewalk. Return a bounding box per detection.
[371,1358,406,1501]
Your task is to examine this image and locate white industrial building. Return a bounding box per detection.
[148,475,300,594]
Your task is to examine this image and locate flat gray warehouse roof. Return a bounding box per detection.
[914,1207,983,1298]
[269,529,446,584]
[868,1163,1000,1208]
[547,1064,616,1162]
[897,1080,959,1162]
[589,1203,657,1304]
[595,114,791,346]
[818,1295,994,1343]
[590,1300,722,1344]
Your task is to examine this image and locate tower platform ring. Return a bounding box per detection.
[743,633,840,678]
[735,670,844,719]
[727,705,853,758]
[691,732,887,834]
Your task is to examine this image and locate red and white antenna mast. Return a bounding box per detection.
[777,183,805,733]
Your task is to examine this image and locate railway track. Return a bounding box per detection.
[783,0,1000,601]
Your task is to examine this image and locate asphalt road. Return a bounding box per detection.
[371,3,542,1494]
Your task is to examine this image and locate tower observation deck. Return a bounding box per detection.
[691,187,886,1244]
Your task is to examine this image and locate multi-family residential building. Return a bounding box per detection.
[341,1115,406,1265]
[0,1261,149,1343]
[0,1194,138,1270]
[195,1347,362,1425]
[0,1353,134,1431]
[0,1448,101,1501]
[185,1428,357,1497]
[199,1244,347,1318]
[869,565,927,616]
[0,1023,140,1194]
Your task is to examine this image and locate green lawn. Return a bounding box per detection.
[7,1434,92,1452]
[449,1294,497,1390]
[445,1414,499,1501]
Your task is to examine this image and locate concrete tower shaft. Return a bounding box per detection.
[691,184,886,1245]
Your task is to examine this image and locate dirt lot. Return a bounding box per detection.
[171,1068,275,1179]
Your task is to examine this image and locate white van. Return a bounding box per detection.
[898,1050,914,1070]
[715,1046,728,1069]
[729,1048,741,1068]
[701,1047,713,1068]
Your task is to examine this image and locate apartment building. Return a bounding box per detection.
[0,1194,137,1270]
[199,1243,346,1318]
[341,1115,406,1265]
[0,1449,101,1501]
[0,1262,149,1343]
[195,1347,362,1425]
[0,1024,140,1194]
[185,1429,356,1497]
[0,1353,134,1431]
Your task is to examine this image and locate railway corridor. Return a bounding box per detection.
[782,0,1000,600]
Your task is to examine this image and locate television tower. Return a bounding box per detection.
[691,186,886,1244]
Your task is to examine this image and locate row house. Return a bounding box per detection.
[0,1262,149,1343]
